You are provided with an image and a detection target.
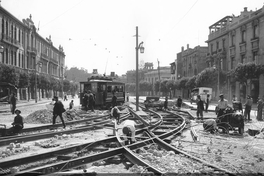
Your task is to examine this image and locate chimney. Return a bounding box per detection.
[244,7,248,12]
[187,44,189,49]
[181,46,184,52]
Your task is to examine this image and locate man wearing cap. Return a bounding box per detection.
[11,109,24,134]
[53,96,66,128]
[216,94,228,118]
[122,119,136,145]
[244,95,253,121]
[196,95,204,120]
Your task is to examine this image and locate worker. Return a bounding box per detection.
[10,109,24,134]
[111,106,121,124]
[203,119,218,134]
[122,119,136,145]
[216,94,228,118]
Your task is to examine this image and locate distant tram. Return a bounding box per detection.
[79,76,125,109]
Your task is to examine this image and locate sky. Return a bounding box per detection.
[2,0,264,75]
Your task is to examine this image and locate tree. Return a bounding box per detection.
[125,83,136,93]
[139,81,152,92]
[179,77,189,90]
[185,76,196,90]
[63,79,71,93]
[0,64,19,86]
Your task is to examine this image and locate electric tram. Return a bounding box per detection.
[79,76,125,109]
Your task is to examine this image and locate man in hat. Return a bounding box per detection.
[10,109,24,134]
[216,94,228,118]
[122,119,136,145]
[196,95,204,120]
[10,92,17,114]
[53,96,66,128]
[244,95,253,121]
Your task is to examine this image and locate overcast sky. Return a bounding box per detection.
[2,0,264,75]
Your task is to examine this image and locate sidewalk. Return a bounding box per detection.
[0,98,52,110]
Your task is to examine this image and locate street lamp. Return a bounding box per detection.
[0,45,4,62]
[213,64,220,97]
[35,61,42,103]
[135,26,144,111]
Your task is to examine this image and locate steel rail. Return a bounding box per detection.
[0,127,149,170]
[0,114,110,140]
[145,130,235,175]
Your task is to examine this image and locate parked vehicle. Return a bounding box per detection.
[190,87,212,104]
[144,96,163,110]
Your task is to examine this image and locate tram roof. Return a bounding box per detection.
[80,79,124,84]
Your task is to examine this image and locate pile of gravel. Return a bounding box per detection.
[25,109,82,124]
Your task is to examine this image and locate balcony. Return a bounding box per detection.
[251,37,259,51]
[2,33,20,48]
[27,46,37,55]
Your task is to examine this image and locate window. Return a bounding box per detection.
[220,59,223,70]
[210,44,213,54]
[231,35,235,46]
[253,25,258,38]
[231,57,235,69]
[241,55,245,63]
[222,39,225,49]
[253,51,258,64]
[242,30,246,42]
[216,41,219,50]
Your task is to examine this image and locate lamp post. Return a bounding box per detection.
[0,45,4,62]
[35,61,42,103]
[135,26,144,111]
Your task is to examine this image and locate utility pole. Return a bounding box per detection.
[157,59,161,96]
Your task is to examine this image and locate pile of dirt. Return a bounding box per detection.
[24,109,82,124]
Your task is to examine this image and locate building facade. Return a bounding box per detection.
[206,6,264,102]
[0,6,65,100]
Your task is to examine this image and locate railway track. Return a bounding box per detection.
[0,104,234,175]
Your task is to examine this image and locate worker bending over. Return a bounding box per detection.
[122,119,136,145]
[203,119,218,134]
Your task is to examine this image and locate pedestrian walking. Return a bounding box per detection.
[52,96,66,128]
[111,106,121,124]
[164,96,168,110]
[82,91,89,111]
[9,92,17,114]
[176,96,182,109]
[126,92,130,102]
[10,109,24,134]
[244,95,253,121]
[64,94,68,101]
[196,95,204,121]
[88,90,95,112]
[257,96,263,121]
[205,94,210,112]
[122,119,136,145]
[69,100,74,109]
[112,91,117,108]
[216,94,228,118]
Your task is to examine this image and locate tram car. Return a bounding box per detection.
[80,76,125,109]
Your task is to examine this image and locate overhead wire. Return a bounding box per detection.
[40,0,85,29]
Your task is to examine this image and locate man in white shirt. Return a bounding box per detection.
[203,119,218,134]
[122,119,136,145]
[216,94,228,118]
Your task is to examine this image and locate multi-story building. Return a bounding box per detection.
[0,6,65,100]
[206,6,264,102]
[126,62,154,84]
[180,44,208,78]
